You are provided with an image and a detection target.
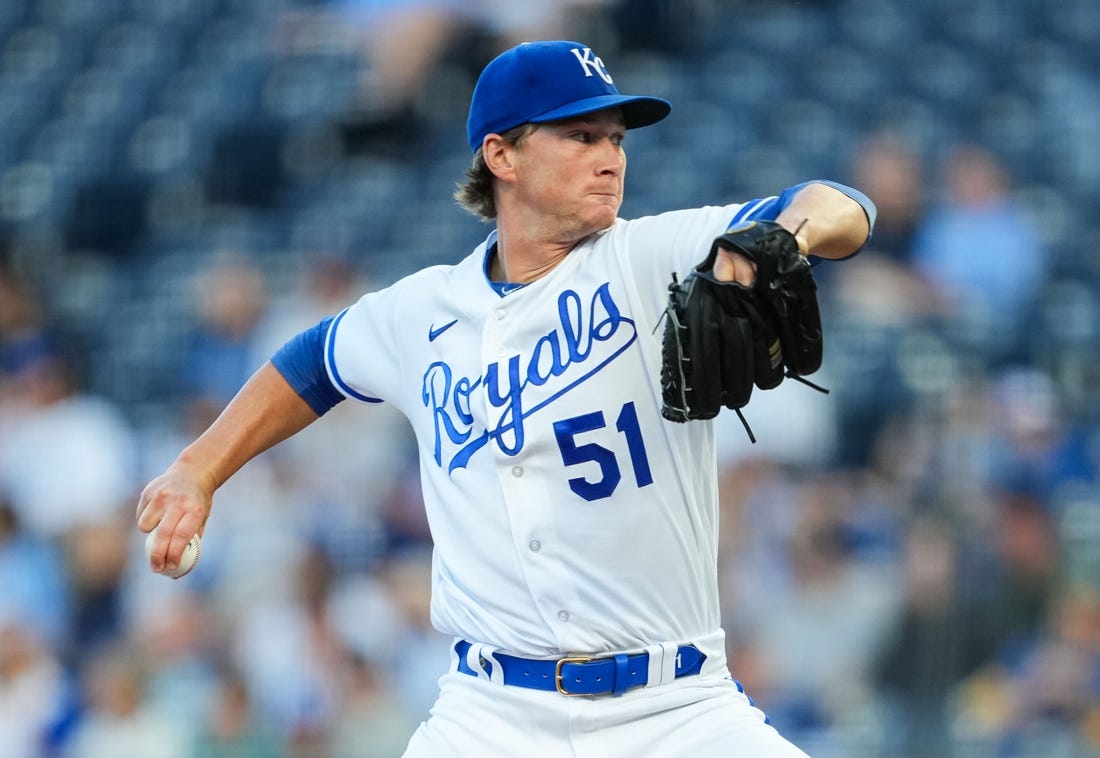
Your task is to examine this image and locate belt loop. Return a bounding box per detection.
[658,641,679,686]
[644,642,686,688]
[644,643,664,688]
[466,643,504,685]
[612,653,631,697]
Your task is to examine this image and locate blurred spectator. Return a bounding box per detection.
[830,131,936,322]
[252,255,370,355]
[131,593,221,744]
[873,517,989,758]
[875,517,972,752]
[926,367,1095,528]
[975,492,1061,660]
[910,144,1047,359]
[874,491,1063,757]
[0,266,49,400]
[0,501,70,650]
[326,0,616,152]
[181,256,270,413]
[718,459,806,643]
[849,131,925,266]
[0,338,137,659]
[232,547,450,749]
[192,671,284,758]
[0,340,136,540]
[991,586,1100,756]
[985,367,1096,503]
[232,546,351,750]
[373,550,452,720]
[63,642,190,758]
[64,517,134,666]
[318,551,449,740]
[0,620,68,758]
[823,132,935,469]
[734,476,897,743]
[856,411,938,536]
[328,652,419,758]
[328,0,464,151]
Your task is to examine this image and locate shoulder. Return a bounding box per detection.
[388,263,457,290]
[605,205,751,242]
[629,204,754,227]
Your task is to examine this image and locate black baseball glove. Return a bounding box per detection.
[659,219,825,438]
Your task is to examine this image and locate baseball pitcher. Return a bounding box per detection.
[139,40,875,757]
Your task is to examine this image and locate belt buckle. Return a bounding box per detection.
[554,655,593,696]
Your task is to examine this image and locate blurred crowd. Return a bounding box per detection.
[2,1,1100,757]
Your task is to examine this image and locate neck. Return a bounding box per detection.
[491,224,580,285]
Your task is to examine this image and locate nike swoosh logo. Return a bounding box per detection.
[428,319,459,342]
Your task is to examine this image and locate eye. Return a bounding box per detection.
[611,133,626,147]
[571,131,592,143]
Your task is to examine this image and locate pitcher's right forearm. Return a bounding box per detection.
[139,361,321,573]
[178,360,321,492]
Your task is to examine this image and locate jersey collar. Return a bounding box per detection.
[481,230,528,298]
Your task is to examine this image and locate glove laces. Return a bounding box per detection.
[734,370,829,444]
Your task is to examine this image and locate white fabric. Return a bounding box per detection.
[326,204,750,660]
[402,670,809,758]
[322,201,831,755]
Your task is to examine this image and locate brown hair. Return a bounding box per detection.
[453,124,536,221]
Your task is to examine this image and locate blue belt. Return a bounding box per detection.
[454,640,706,697]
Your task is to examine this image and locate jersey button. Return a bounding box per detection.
[528,540,541,552]
[511,466,523,477]
[495,309,506,320]
[557,610,570,622]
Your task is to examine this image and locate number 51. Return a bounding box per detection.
[552,401,654,501]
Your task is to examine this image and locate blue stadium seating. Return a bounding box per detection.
[0,0,1095,425]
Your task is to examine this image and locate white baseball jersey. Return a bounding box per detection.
[324,203,761,662]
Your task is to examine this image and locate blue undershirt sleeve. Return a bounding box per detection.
[271,316,345,416]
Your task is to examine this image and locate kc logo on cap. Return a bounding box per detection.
[569,47,614,85]
[466,40,672,152]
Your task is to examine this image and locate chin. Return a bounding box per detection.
[590,203,620,227]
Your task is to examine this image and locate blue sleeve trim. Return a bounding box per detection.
[324,308,384,404]
[271,316,349,416]
[726,180,877,263]
[728,195,782,225]
[812,180,877,231]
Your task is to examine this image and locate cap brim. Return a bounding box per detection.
[529,94,671,130]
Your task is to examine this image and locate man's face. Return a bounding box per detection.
[508,108,627,243]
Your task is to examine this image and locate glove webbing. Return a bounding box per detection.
[656,297,830,443]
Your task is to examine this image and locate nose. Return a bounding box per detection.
[597,140,625,176]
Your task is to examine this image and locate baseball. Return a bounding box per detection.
[145,525,201,579]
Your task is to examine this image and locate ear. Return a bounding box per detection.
[483,134,516,181]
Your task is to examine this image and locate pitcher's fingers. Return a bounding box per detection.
[733,254,757,286]
[136,482,159,526]
[145,513,177,572]
[164,511,203,573]
[714,249,757,286]
[712,249,735,281]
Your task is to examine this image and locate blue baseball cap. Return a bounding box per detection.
[466,40,672,152]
